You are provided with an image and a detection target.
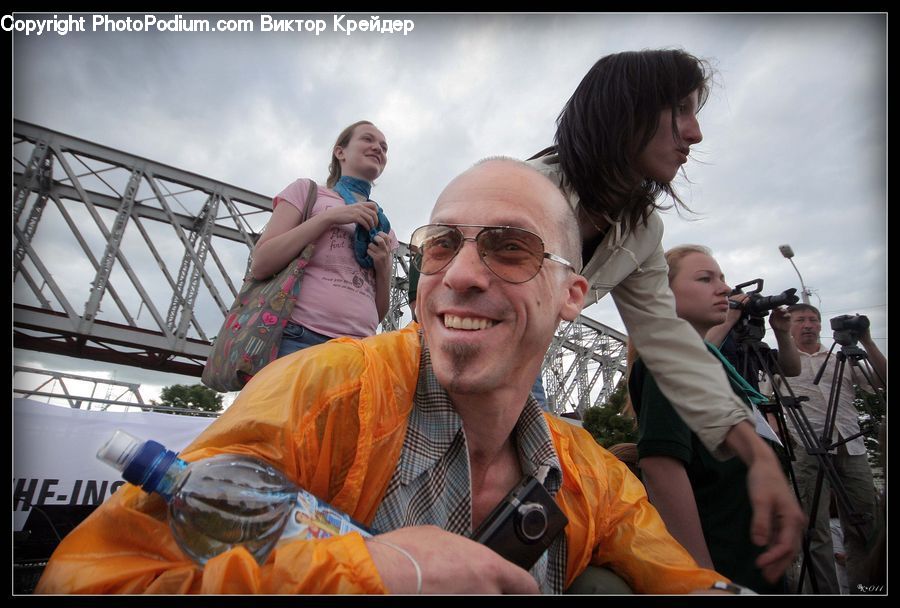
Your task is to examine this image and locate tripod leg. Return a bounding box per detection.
[769,409,801,498]
[739,343,808,593]
[793,452,840,593]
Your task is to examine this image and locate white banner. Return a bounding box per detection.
[13,398,215,531]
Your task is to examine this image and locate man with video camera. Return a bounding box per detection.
[783,304,885,594]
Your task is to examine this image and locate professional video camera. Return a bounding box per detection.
[727,279,799,344]
[730,279,800,318]
[831,313,870,346]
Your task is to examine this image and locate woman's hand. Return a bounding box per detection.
[369,232,393,275]
[325,201,380,231]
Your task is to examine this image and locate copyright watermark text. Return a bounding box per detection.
[3,14,415,37]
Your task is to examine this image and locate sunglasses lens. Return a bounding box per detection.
[412,226,462,274]
[479,228,544,283]
[410,225,545,283]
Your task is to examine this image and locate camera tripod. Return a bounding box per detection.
[729,316,875,594]
[799,339,884,589]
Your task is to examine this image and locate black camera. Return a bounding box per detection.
[831,314,870,346]
[471,474,568,571]
[731,279,799,317]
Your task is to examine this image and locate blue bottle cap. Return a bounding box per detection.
[122,440,179,493]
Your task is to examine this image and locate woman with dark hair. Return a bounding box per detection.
[251,120,397,356]
[528,49,804,584]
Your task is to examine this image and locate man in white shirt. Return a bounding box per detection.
[783,304,885,594]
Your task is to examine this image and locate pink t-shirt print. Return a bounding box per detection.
[273,178,398,338]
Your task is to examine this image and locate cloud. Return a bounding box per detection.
[13,12,887,397]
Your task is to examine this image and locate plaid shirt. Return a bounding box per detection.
[372,340,568,594]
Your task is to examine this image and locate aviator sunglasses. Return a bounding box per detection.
[409,224,576,284]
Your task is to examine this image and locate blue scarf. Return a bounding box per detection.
[333,175,391,269]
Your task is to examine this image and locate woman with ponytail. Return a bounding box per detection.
[251,120,397,356]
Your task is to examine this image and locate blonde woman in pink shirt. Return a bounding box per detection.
[251,121,398,356]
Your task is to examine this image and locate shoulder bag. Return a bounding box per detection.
[201,181,318,392]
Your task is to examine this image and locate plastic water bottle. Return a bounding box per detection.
[97,430,373,566]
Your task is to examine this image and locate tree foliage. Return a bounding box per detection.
[853,384,885,483]
[581,379,638,448]
[151,383,223,417]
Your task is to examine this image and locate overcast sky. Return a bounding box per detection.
[11,12,887,409]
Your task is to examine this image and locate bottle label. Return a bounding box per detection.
[279,487,374,544]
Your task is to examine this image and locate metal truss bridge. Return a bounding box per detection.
[13,120,628,416]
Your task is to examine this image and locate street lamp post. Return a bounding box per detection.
[779,244,811,304]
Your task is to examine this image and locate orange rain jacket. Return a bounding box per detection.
[37,323,725,594]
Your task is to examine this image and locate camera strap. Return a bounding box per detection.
[705,342,783,448]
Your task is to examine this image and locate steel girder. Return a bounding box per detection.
[13,365,147,411]
[13,120,627,412]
